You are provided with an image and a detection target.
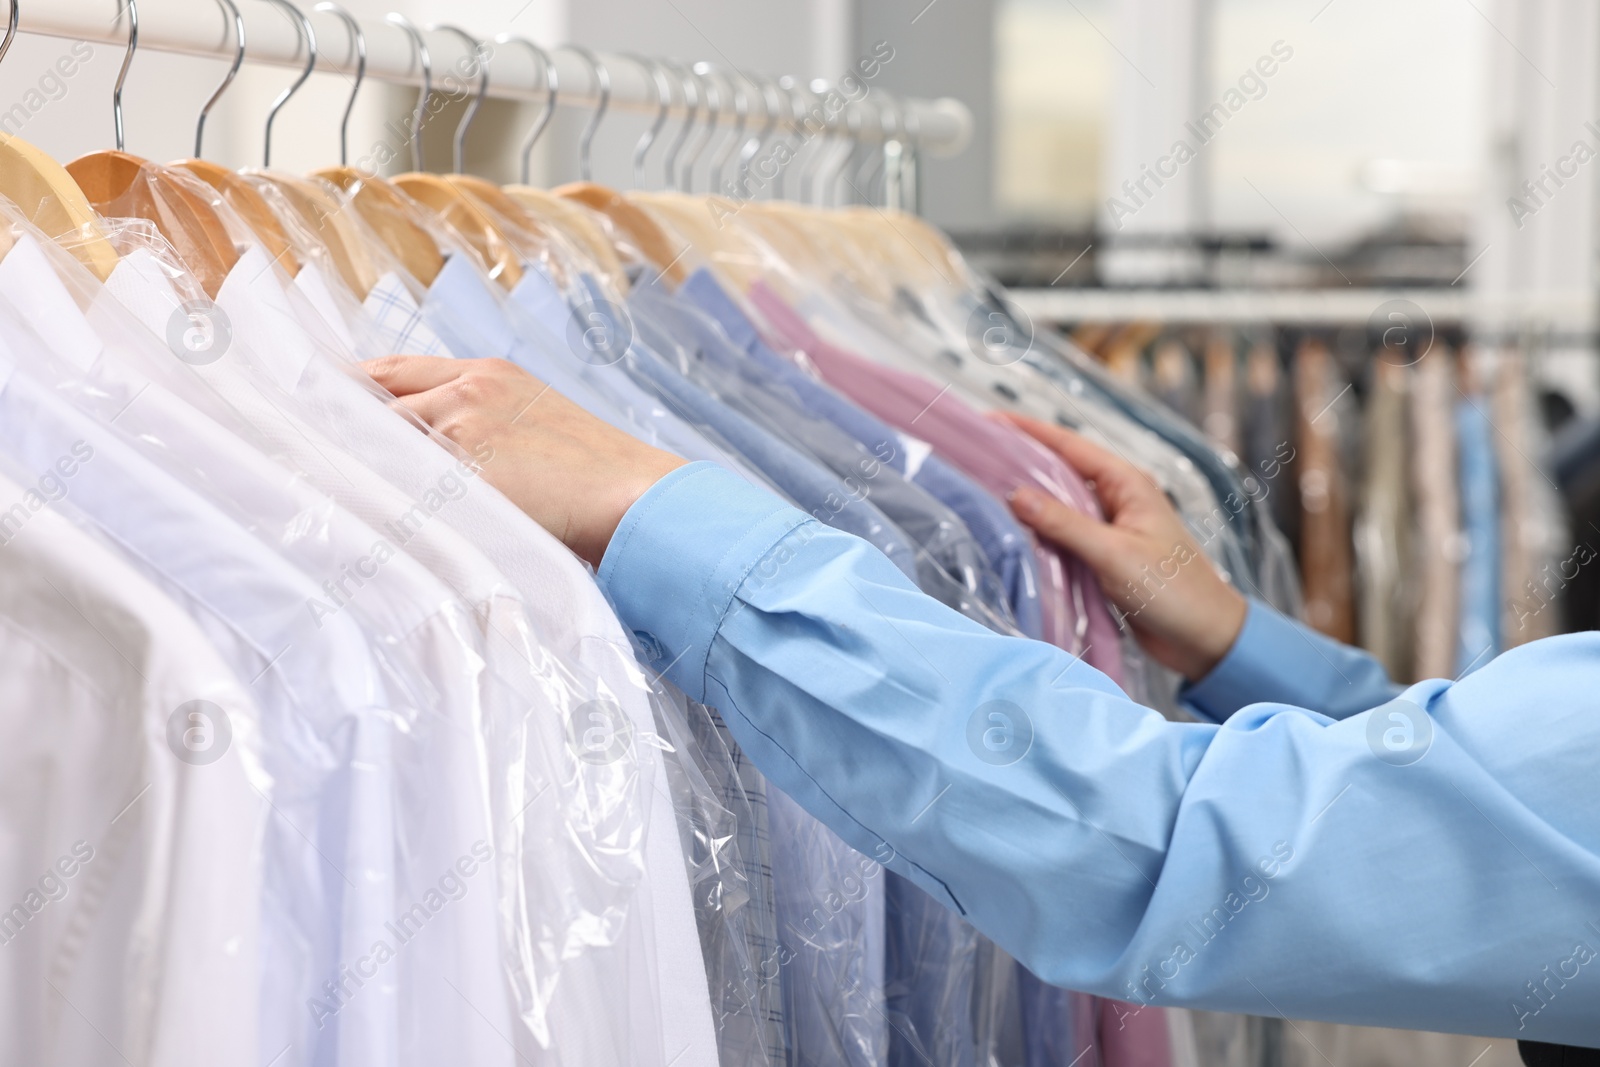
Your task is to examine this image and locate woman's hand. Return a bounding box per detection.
[363,356,687,568]
[998,413,1247,681]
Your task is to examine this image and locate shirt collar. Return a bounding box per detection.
[506,261,570,338]
[214,245,317,393]
[678,268,760,352]
[291,261,359,353]
[0,234,104,376]
[421,252,519,360]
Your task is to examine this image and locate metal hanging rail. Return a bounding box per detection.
[1010,287,1596,328]
[12,0,973,157]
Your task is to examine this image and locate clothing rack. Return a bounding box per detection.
[1008,287,1600,325]
[15,1,974,158]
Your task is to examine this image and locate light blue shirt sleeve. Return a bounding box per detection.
[598,462,1600,1047]
[1178,597,1404,723]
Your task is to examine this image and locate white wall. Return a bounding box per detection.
[1471,0,1600,411]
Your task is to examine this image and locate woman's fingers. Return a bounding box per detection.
[997,413,1160,520]
[361,355,469,398]
[1008,486,1123,575]
[997,412,1127,481]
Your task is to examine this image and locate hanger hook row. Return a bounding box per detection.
[315,3,364,167]
[195,0,245,159]
[259,0,316,168]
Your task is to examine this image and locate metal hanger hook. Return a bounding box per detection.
[195,0,244,159]
[314,3,363,167]
[630,55,672,189]
[111,0,138,152]
[823,98,862,207]
[259,0,316,168]
[385,13,430,173]
[797,78,834,203]
[680,61,721,193]
[773,74,810,199]
[738,73,781,196]
[854,90,890,198]
[563,45,610,183]
[495,34,558,185]
[0,0,17,70]
[660,60,699,193]
[877,93,904,207]
[430,24,487,175]
[707,65,748,196]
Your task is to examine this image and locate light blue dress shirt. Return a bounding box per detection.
[599,461,1600,1048]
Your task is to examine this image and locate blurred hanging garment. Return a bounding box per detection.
[1410,350,1463,679]
[1355,358,1415,681]
[1151,337,1202,427]
[1244,340,1301,556]
[1293,337,1356,643]
[1491,347,1566,648]
[1202,333,1241,457]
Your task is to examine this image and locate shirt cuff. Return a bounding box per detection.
[1179,598,1312,722]
[597,461,811,702]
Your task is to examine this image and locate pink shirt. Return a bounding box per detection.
[748,282,1123,684]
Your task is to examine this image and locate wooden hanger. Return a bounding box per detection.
[631,192,762,290]
[451,176,548,240]
[560,182,694,286]
[393,173,524,289]
[315,167,444,287]
[734,203,857,300]
[174,160,300,278]
[504,185,628,290]
[249,171,382,298]
[453,174,596,288]
[68,151,241,298]
[0,136,120,280]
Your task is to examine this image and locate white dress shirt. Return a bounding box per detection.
[0,455,265,1067]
